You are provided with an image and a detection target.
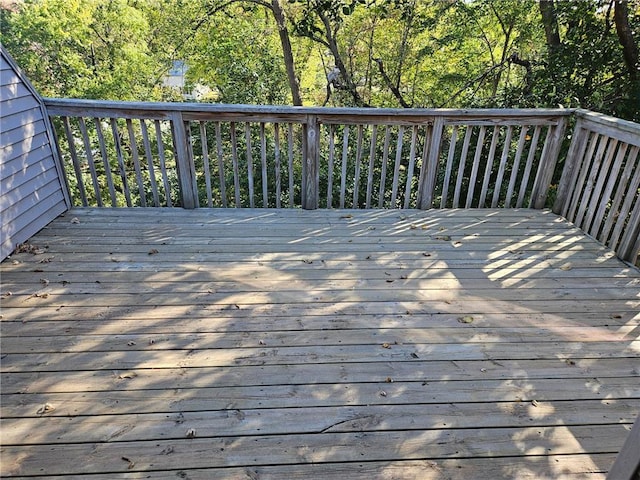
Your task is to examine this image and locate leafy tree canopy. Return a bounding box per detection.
[1,0,638,120]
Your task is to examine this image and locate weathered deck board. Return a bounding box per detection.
[1,208,639,479]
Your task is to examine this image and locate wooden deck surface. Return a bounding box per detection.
[1,207,639,479]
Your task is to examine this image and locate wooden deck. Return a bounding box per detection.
[1,207,639,479]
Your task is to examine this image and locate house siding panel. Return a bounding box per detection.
[0,47,69,260]
[2,118,47,148]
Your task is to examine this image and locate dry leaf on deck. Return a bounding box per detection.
[36,403,55,415]
[458,316,474,324]
[148,249,159,255]
[70,217,80,224]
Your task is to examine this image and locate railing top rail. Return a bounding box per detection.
[575,108,640,146]
[43,97,574,120]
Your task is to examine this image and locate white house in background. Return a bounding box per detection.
[162,60,212,100]
[163,60,187,90]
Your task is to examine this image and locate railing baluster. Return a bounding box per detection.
[62,116,88,207]
[260,122,269,208]
[215,122,226,208]
[466,125,486,208]
[352,125,364,208]
[600,144,636,243]
[287,123,295,208]
[516,125,541,208]
[110,118,131,207]
[574,134,609,227]
[77,117,102,207]
[591,142,628,238]
[378,126,391,208]
[583,137,619,234]
[505,127,528,208]
[365,125,377,208]
[491,125,513,208]
[140,119,160,207]
[326,124,335,208]
[154,120,172,207]
[440,126,458,209]
[230,122,241,207]
[531,117,566,209]
[94,118,117,207]
[608,146,640,251]
[125,119,146,207]
[403,125,418,209]
[453,126,473,208]
[245,122,255,208]
[553,120,587,215]
[339,125,350,209]
[390,125,404,207]
[479,126,500,208]
[199,121,213,208]
[303,115,319,210]
[274,123,281,209]
[567,131,600,220]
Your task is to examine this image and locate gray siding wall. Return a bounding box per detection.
[1,47,69,260]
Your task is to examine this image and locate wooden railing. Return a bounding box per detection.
[43,99,639,263]
[554,109,640,264]
[44,99,569,211]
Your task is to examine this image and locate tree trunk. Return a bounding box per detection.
[539,0,561,56]
[614,0,639,82]
[270,0,303,105]
[318,10,368,107]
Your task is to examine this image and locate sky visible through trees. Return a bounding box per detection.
[1,0,638,120]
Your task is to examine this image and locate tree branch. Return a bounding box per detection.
[374,58,411,108]
[614,0,639,82]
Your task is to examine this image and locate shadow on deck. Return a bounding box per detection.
[1,207,639,479]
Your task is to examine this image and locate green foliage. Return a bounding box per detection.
[1,0,638,120]
[1,0,159,100]
[186,5,291,104]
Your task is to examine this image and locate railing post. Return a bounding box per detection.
[530,116,567,209]
[171,112,199,209]
[552,117,587,215]
[303,115,319,210]
[419,117,444,209]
